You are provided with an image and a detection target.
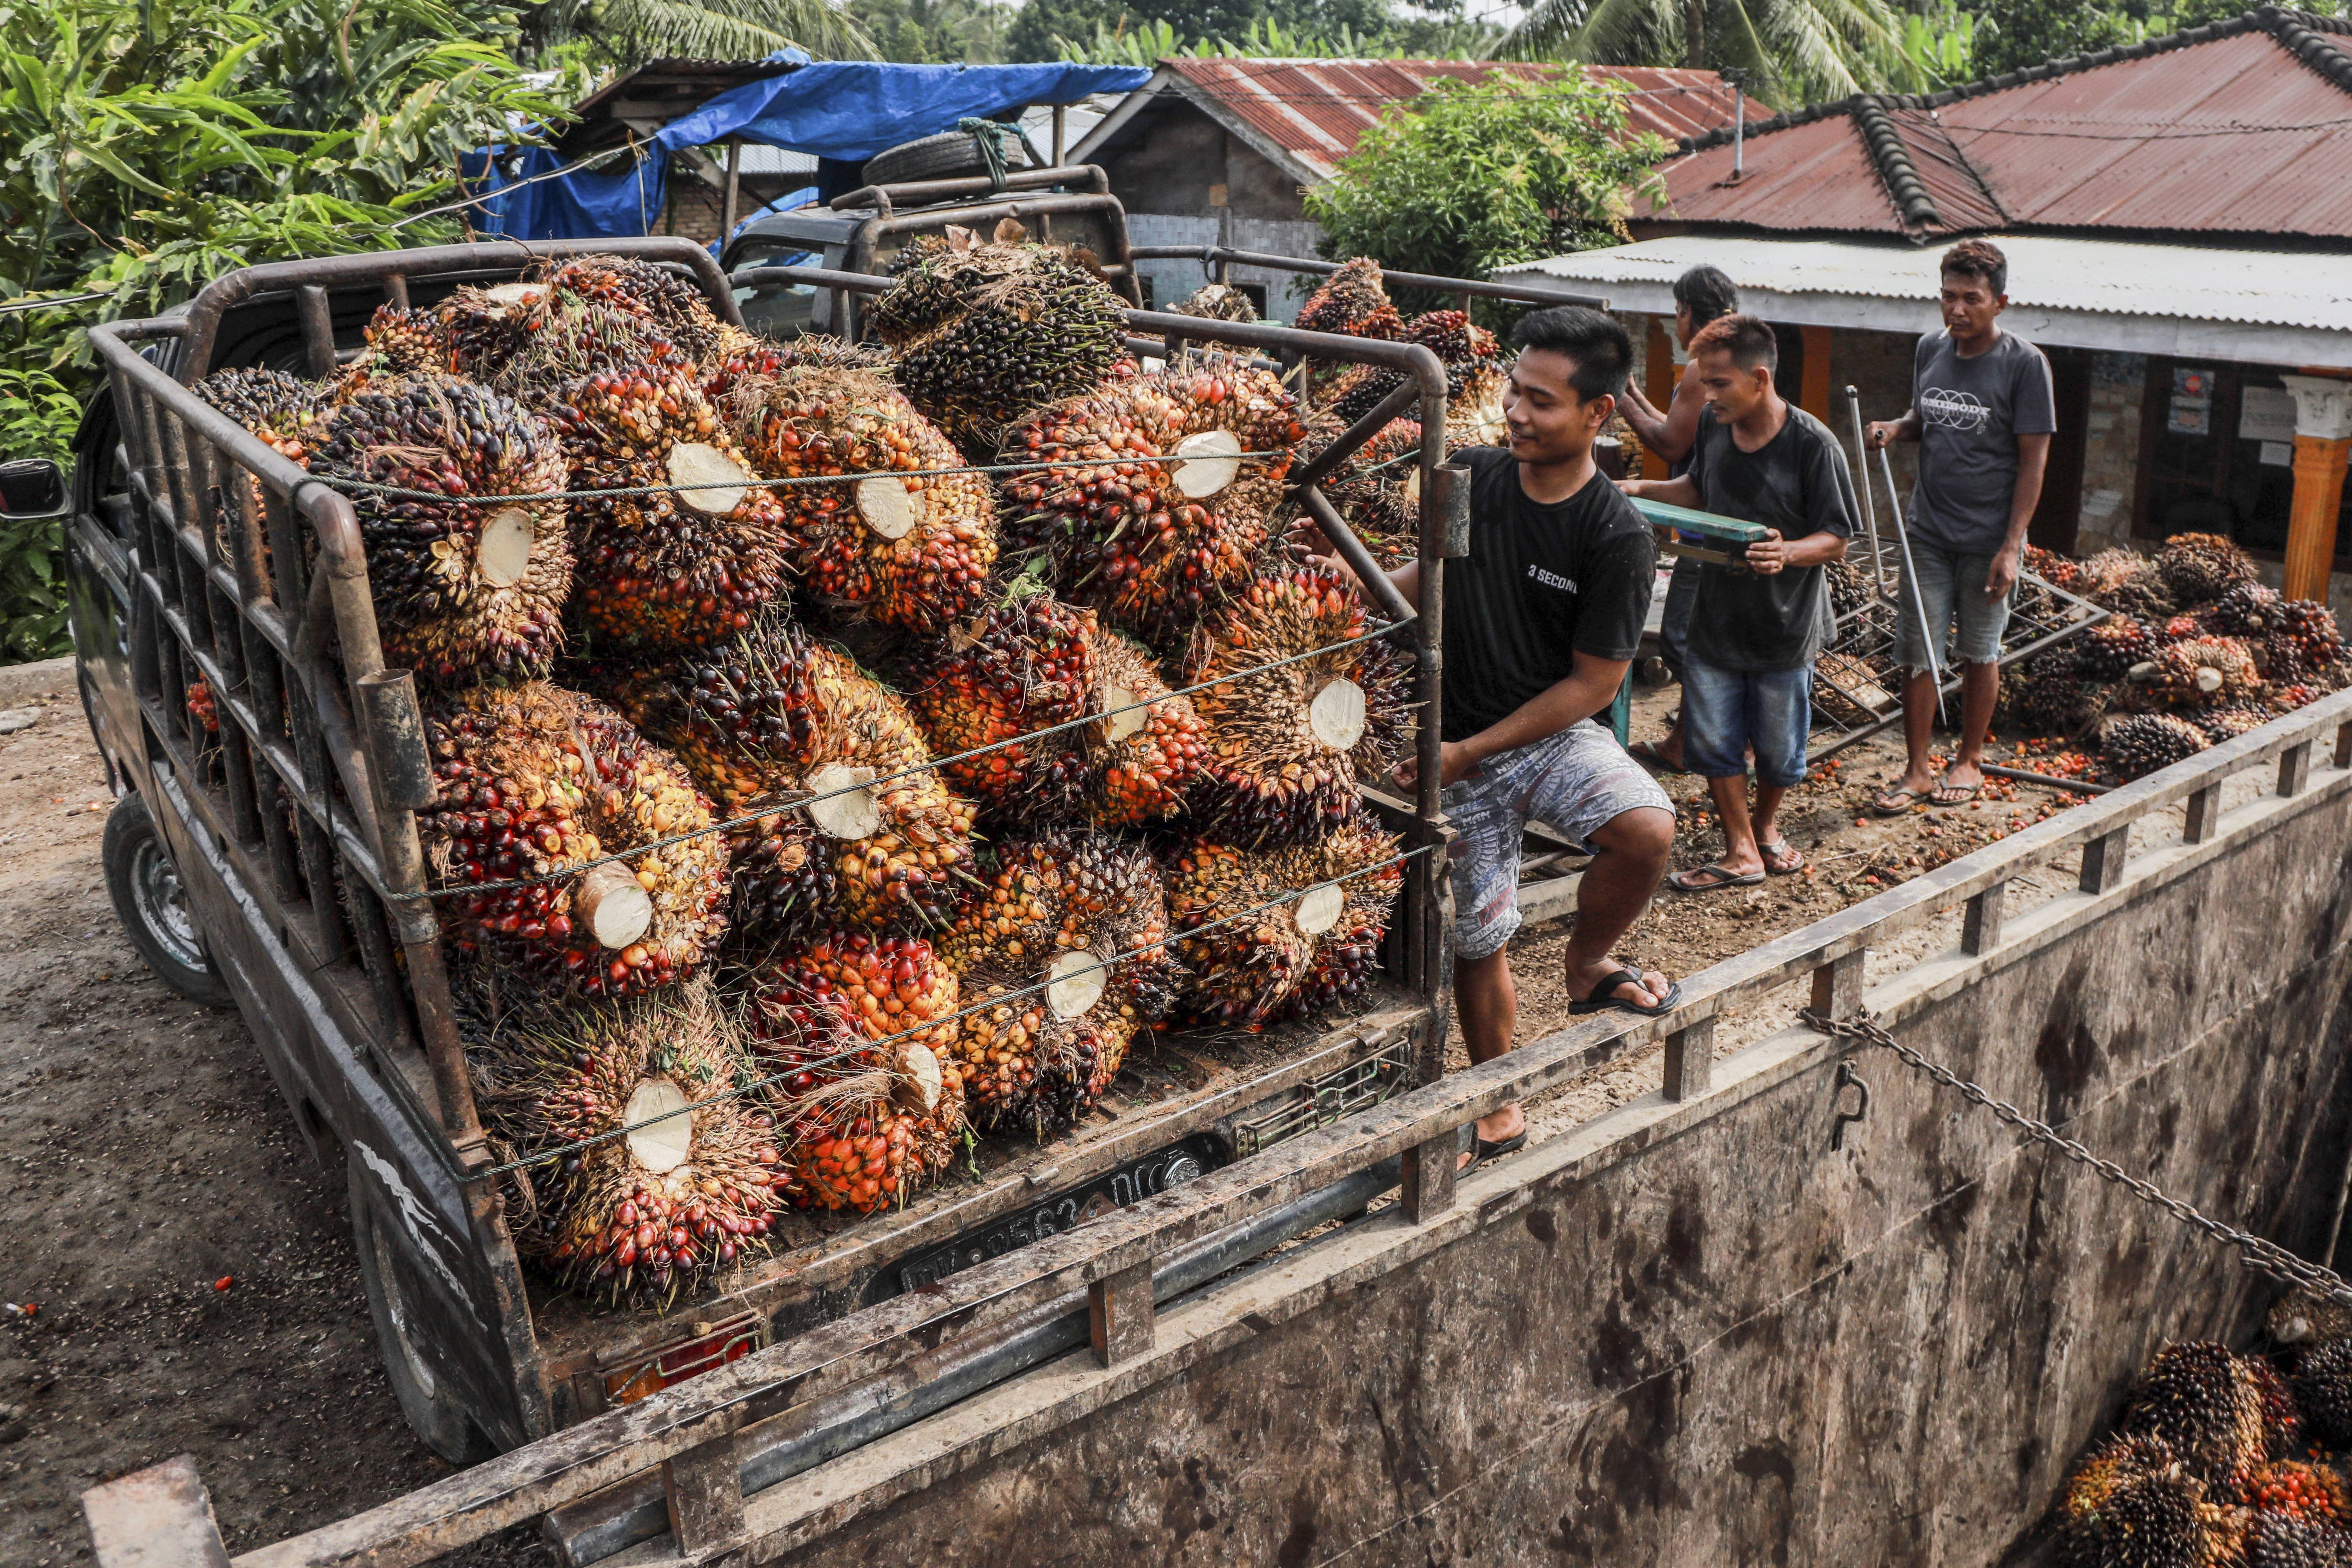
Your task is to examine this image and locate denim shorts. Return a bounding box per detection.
[1657,556,1701,680]
[1681,656,1813,787]
[1895,539,2014,672]
[1440,721,1675,962]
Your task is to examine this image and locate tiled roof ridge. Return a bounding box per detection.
[1851,96,1942,235]
[1675,6,2352,156]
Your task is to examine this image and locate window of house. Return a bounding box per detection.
[2135,357,2347,560]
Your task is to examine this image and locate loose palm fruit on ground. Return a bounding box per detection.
[1181,566,1415,845]
[726,365,997,634]
[867,238,1129,452]
[1078,631,1207,827]
[2119,1341,2272,1490]
[303,375,573,684]
[907,589,1098,824]
[744,933,968,1214]
[601,618,976,939]
[939,830,1177,1135]
[2158,530,2259,604]
[1162,822,1401,1028]
[420,682,729,998]
[466,976,783,1305]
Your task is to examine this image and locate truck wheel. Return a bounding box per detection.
[351,1168,494,1465]
[102,793,233,1007]
[862,129,1017,188]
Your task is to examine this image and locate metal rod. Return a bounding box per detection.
[721,137,742,247]
[1288,377,1424,494]
[1981,763,2110,795]
[1125,246,1607,310]
[1844,384,1888,590]
[1874,432,1946,725]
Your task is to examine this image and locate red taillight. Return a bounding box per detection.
[602,1314,764,1405]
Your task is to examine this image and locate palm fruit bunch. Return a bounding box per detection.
[2159,530,2260,605]
[1303,414,1428,570]
[328,304,455,401]
[193,367,324,462]
[2101,712,2211,782]
[698,324,790,403]
[2025,544,2082,593]
[2245,1513,2352,1568]
[2119,1342,2274,1489]
[536,253,727,363]
[1317,308,1504,435]
[1180,566,1415,845]
[2000,650,2111,737]
[2083,548,2179,622]
[2246,1463,2344,1523]
[601,618,975,940]
[2292,1338,2352,1447]
[1294,257,1403,342]
[725,365,997,633]
[907,589,1098,823]
[938,831,1177,1134]
[2080,615,2158,679]
[866,239,1129,451]
[2212,580,2288,638]
[2263,600,2349,684]
[1172,282,1259,322]
[2124,636,2261,711]
[2055,1435,2231,1568]
[2268,1287,2352,1349]
[1825,559,1876,621]
[533,334,791,651]
[2197,706,2272,743]
[1079,631,1208,827]
[419,682,730,997]
[1162,822,1402,1028]
[471,978,784,1303]
[303,375,573,684]
[743,933,968,1214]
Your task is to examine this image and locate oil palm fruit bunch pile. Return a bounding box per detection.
[601,617,975,940]
[2244,1512,2352,1568]
[329,304,456,400]
[2292,1338,2352,1447]
[744,933,968,1214]
[2262,601,2348,685]
[194,367,324,463]
[419,683,730,997]
[303,375,573,684]
[2118,1341,2276,1489]
[1180,566,1413,845]
[2080,616,2158,680]
[2123,635,2261,711]
[867,238,1129,452]
[1309,417,1424,570]
[2055,1435,2236,1568]
[2158,531,2260,605]
[1079,630,1208,827]
[2246,1462,2344,1524]
[2000,651,2111,738]
[726,366,997,633]
[907,589,1098,824]
[474,978,784,1303]
[2101,713,2213,781]
[1173,282,1259,322]
[537,254,727,363]
[1162,822,1402,1028]
[2082,548,2180,622]
[1295,258,1404,342]
[1321,308,1506,434]
[939,831,1177,1134]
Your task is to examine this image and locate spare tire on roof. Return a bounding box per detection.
[861,128,1028,189]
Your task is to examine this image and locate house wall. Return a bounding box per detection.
[2077,351,2149,557]
[1096,104,1310,225]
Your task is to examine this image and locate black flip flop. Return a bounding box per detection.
[1457,1126,1529,1173]
[1568,968,1685,1017]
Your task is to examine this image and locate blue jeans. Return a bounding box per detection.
[1895,539,2014,673]
[1681,656,1813,788]
[1657,555,1701,681]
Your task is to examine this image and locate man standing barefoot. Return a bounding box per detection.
[1868,240,2055,813]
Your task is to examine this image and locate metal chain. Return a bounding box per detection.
[1800,1007,2352,1308]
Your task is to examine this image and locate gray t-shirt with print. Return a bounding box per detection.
[1907,329,2057,555]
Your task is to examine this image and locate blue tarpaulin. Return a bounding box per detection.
[466,61,1149,243]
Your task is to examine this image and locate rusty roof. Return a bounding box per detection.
[1640,6,2352,244]
[1095,59,1770,186]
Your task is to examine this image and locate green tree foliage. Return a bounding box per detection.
[1965,0,2275,77]
[524,0,875,70]
[0,368,81,660]
[1502,0,1908,108]
[1055,11,1498,61]
[845,0,1005,62]
[1304,74,1666,322]
[1009,0,1491,62]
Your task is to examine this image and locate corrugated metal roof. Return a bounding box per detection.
[1502,233,2352,336]
[1156,59,1773,183]
[557,59,802,156]
[1642,9,2352,243]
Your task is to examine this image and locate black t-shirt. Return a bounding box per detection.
[1682,405,1858,673]
[1441,448,1657,744]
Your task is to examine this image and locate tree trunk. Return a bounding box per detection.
[1685,0,1705,67]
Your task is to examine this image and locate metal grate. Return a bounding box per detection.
[1227,1036,1416,1159]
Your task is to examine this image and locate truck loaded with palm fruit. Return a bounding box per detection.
[18,165,1594,1472]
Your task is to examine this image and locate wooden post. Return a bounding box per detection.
[1052,103,1067,166]
[661,1430,747,1558]
[1663,1015,1715,1100]
[1811,950,1865,1021]
[720,136,743,252]
[1800,325,1833,422]
[1401,1130,1459,1219]
[1961,880,2006,955]
[82,1456,231,1568]
[1643,317,1677,479]
[2080,827,2130,894]
[2280,374,2352,603]
[2184,782,2224,844]
[1088,1260,1155,1366]
[2279,738,2313,798]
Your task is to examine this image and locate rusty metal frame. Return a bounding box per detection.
[82,684,2352,1568]
[1125,244,1608,313]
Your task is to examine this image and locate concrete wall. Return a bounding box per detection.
[2078,350,2149,555]
[761,771,2352,1567]
[1127,213,1325,323]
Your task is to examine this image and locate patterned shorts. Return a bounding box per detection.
[1441,721,1676,962]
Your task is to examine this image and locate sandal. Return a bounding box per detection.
[1628,739,1686,773]
[1568,967,1684,1017]
[1458,1127,1530,1172]
[1760,840,1806,875]
[1931,777,1982,806]
[1668,863,1763,892]
[1872,786,1925,816]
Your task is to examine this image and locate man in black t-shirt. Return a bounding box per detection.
[1620,314,1855,891]
[1304,307,1678,1167]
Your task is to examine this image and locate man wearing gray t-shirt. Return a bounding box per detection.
[1867,240,2055,812]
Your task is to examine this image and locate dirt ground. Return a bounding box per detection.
[0,659,2098,1564]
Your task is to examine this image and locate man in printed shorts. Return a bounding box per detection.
[1304,307,1678,1168]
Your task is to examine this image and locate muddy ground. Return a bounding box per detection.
[0,657,2097,1564]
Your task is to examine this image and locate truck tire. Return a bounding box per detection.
[351,1167,495,1464]
[862,129,1020,189]
[102,793,233,1007]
